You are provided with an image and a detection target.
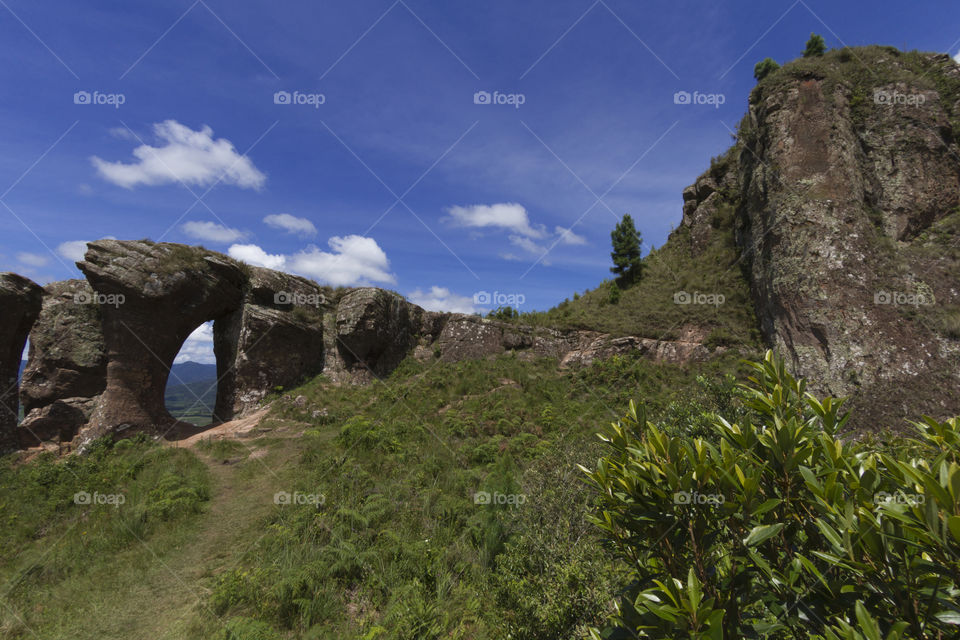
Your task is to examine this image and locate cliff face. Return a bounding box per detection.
[681,47,960,426]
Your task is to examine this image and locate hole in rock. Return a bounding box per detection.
[165,322,219,429]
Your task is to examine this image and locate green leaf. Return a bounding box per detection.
[935,610,960,625]
[948,515,960,544]
[743,523,785,546]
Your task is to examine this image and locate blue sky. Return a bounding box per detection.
[2,0,960,363]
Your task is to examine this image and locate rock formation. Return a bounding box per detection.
[680,47,960,426]
[19,279,106,446]
[77,240,247,437]
[0,273,43,453]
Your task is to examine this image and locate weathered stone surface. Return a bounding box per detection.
[433,315,572,363]
[78,240,247,436]
[690,50,960,427]
[214,267,327,420]
[19,279,107,446]
[0,273,42,452]
[335,288,425,378]
[560,334,711,368]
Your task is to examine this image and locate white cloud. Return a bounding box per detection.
[228,244,287,270]
[228,235,395,287]
[92,120,266,190]
[555,225,587,245]
[264,213,317,237]
[408,286,478,314]
[446,203,546,238]
[287,235,395,286]
[17,252,49,268]
[56,237,117,262]
[174,322,216,365]
[182,221,247,243]
[509,234,547,256]
[954,49,960,64]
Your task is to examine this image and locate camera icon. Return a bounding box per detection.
[673,491,692,505]
[74,291,93,305]
[874,290,892,304]
[673,91,691,105]
[673,291,691,305]
[74,491,92,505]
[873,90,891,105]
[473,91,491,105]
[873,491,891,504]
[473,491,491,505]
[274,291,293,305]
[473,291,491,305]
[73,91,91,105]
[274,91,291,105]
[273,491,292,505]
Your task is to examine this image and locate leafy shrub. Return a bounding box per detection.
[582,351,960,639]
[754,57,780,81]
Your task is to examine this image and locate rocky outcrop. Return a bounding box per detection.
[19,280,106,446]
[214,267,327,420]
[560,334,711,369]
[0,273,42,452]
[78,240,247,437]
[335,288,426,379]
[680,48,960,427]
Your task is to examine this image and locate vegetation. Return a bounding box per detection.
[583,351,960,639]
[753,57,780,81]
[610,213,643,286]
[804,33,827,57]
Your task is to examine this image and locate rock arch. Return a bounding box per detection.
[0,273,43,453]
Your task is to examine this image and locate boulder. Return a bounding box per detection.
[335,288,425,378]
[0,273,42,452]
[19,279,107,446]
[214,267,327,420]
[77,240,247,436]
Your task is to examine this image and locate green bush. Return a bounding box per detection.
[582,351,960,639]
[754,57,780,81]
[804,33,827,57]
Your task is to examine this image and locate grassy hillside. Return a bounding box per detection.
[0,350,757,639]
[516,210,761,348]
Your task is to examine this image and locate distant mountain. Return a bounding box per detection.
[169,361,217,385]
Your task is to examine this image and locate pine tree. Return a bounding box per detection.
[803,33,826,57]
[610,214,642,285]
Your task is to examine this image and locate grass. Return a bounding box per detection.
[0,349,757,639]
[509,220,762,346]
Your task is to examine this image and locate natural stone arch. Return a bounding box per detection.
[77,240,247,437]
[0,273,43,453]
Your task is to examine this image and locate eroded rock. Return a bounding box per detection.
[0,273,42,452]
